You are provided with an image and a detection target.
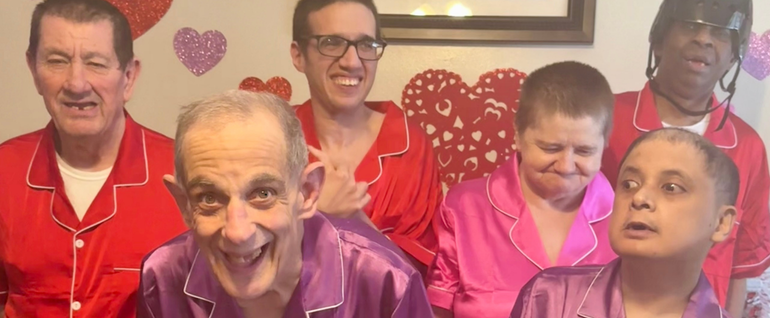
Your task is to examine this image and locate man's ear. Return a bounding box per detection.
[163,174,192,225]
[290,41,306,73]
[122,57,142,103]
[711,205,737,243]
[297,162,324,220]
[26,51,43,95]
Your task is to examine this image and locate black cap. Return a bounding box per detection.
[649,0,752,59]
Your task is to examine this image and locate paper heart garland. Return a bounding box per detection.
[239,76,293,102]
[402,68,526,187]
[174,27,227,77]
[105,0,173,40]
[742,30,770,81]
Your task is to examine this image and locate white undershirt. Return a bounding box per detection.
[56,154,113,221]
[662,114,710,136]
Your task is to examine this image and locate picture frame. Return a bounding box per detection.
[379,0,597,45]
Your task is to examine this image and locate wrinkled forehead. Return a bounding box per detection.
[180,119,289,181]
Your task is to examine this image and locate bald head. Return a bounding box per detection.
[173,90,308,186]
[619,128,740,206]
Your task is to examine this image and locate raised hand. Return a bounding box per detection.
[308,146,372,219]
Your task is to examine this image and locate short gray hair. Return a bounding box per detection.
[173,90,308,187]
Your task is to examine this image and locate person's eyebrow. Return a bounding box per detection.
[247,173,286,192]
[40,48,71,58]
[619,165,641,176]
[186,176,217,191]
[659,169,691,182]
[82,51,112,62]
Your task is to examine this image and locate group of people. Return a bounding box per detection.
[0,0,767,317]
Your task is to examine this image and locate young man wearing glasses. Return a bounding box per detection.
[289,0,443,275]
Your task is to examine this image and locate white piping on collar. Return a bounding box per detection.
[632,91,738,149]
[485,175,544,270]
[576,266,605,318]
[368,110,410,186]
[24,131,150,318]
[305,224,345,316]
[485,174,606,269]
[414,240,437,257]
[632,91,648,133]
[183,250,216,318]
[182,222,346,317]
[570,209,611,267]
[732,253,770,270]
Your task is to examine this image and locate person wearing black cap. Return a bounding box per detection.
[600,0,770,316]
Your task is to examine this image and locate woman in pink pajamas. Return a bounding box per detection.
[426,61,618,318]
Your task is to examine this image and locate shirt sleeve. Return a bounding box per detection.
[136,261,158,318]
[424,199,459,310]
[381,132,443,267]
[391,271,434,318]
[732,144,770,278]
[509,274,537,318]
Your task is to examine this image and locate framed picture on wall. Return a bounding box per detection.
[377,0,596,44]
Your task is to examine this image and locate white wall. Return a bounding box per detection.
[1,0,768,145]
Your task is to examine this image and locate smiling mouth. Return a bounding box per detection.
[223,244,269,268]
[685,58,709,67]
[64,102,97,110]
[332,76,361,87]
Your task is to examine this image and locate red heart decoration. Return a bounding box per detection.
[105,0,174,40]
[402,68,526,187]
[239,76,293,102]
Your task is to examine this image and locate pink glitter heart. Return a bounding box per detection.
[742,31,770,81]
[173,27,227,76]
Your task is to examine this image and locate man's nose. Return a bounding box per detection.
[222,201,257,245]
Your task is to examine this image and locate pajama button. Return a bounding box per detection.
[75,239,84,248]
[72,301,81,310]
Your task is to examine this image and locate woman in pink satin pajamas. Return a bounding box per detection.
[426,61,618,318]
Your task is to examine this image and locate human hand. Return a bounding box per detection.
[308,146,371,219]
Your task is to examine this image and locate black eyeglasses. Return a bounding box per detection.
[305,35,387,61]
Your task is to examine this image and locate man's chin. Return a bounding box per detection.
[329,97,365,111]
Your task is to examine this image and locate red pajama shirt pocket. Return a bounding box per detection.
[100,248,146,316]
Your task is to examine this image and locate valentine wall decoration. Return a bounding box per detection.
[173,27,227,77]
[239,76,293,102]
[742,30,770,81]
[402,68,526,187]
[105,0,173,40]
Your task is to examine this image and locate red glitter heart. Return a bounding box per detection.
[105,0,173,40]
[239,76,293,102]
[402,68,526,187]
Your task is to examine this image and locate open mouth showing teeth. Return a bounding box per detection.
[64,102,97,110]
[686,58,709,66]
[224,244,268,266]
[625,222,654,232]
[333,77,360,86]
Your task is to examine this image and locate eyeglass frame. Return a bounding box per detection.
[303,35,388,61]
